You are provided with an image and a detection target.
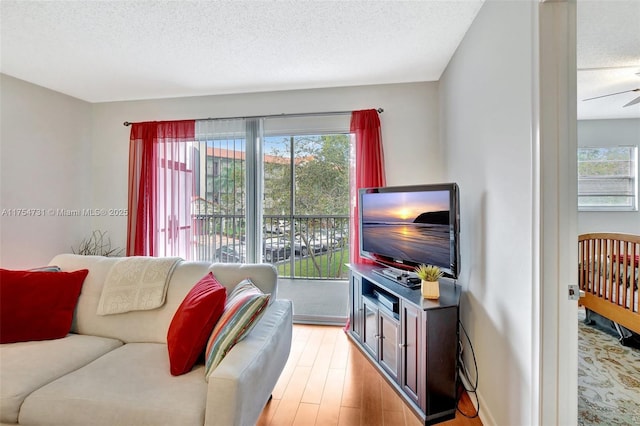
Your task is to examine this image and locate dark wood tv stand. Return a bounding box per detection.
[347,263,460,425]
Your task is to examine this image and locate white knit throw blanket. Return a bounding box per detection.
[96,256,182,315]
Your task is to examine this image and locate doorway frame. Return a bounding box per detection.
[536,1,579,425]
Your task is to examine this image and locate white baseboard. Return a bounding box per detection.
[293,314,347,326]
[459,368,495,426]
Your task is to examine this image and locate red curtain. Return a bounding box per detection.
[349,109,386,265]
[127,120,195,256]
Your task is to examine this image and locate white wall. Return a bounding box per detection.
[0,78,440,265]
[439,2,536,425]
[0,74,93,268]
[89,82,442,247]
[578,118,640,234]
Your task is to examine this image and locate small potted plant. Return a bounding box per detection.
[415,264,443,299]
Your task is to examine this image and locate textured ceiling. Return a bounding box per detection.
[0,0,483,102]
[577,0,640,119]
[0,0,638,120]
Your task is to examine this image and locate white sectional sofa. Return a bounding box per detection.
[0,254,293,426]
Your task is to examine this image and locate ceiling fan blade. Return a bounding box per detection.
[623,95,640,107]
[582,88,640,102]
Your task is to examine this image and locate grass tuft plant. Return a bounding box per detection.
[72,230,124,257]
[415,264,443,282]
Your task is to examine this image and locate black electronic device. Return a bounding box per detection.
[373,268,421,289]
[380,267,407,280]
[359,183,460,279]
[372,289,399,312]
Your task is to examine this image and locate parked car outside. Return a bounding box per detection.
[314,230,340,250]
[293,234,325,255]
[290,237,309,257]
[263,220,292,236]
[214,244,246,263]
[263,237,292,263]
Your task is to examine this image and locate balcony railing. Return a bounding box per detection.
[192,214,350,279]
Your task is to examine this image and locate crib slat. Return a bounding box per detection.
[624,240,629,308]
[578,233,640,335]
[592,238,598,297]
[608,238,614,303]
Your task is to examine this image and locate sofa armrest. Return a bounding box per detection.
[204,299,292,426]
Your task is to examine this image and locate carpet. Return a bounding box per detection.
[578,308,640,426]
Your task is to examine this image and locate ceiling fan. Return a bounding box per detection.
[583,88,640,107]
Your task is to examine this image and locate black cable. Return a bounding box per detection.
[456,319,480,418]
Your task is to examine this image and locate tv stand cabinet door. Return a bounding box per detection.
[423,307,459,419]
[362,297,379,359]
[400,301,422,406]
[379,308,400,383]
[349,273,363,340]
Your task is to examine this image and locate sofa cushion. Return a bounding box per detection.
[0,268,88,343]
[204,299,293,426]
[204,279,270,379]
[19,343,208,426]
[47,254,279,344]
[208,262,278,303]
[48,254,212,343]
[0,334,122,424]
[167,272,226,376]
[28,265,61,272]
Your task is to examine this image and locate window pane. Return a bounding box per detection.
[262,133,350,279]
[578,177,634,196]
[578,147,633,177]
[577,146,637,211]
[263,136,292,217]
[579,196,634,209]
[157,141,196,259]
[194,118,249,263]
[293,135,349,216]
[292,134,350,279]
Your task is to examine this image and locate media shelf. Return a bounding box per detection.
[347,263,461,426]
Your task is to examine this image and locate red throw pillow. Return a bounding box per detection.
[0,268,89,344]
[167,272,227,376]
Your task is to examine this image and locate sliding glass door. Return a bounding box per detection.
[191,115,351,282]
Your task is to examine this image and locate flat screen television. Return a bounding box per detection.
[359,183,460,279]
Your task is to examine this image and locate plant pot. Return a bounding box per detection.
[421,280,440,299]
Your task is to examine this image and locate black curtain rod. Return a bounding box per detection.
[123,108,383,126]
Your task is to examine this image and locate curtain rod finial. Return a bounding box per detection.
[124,121,131,127]
[377,108,384,113]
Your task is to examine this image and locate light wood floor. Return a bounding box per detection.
[257,324,482,426]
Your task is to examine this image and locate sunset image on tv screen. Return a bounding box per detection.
[361,190,450,267]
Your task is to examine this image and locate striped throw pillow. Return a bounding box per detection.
[204,279,270,379]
